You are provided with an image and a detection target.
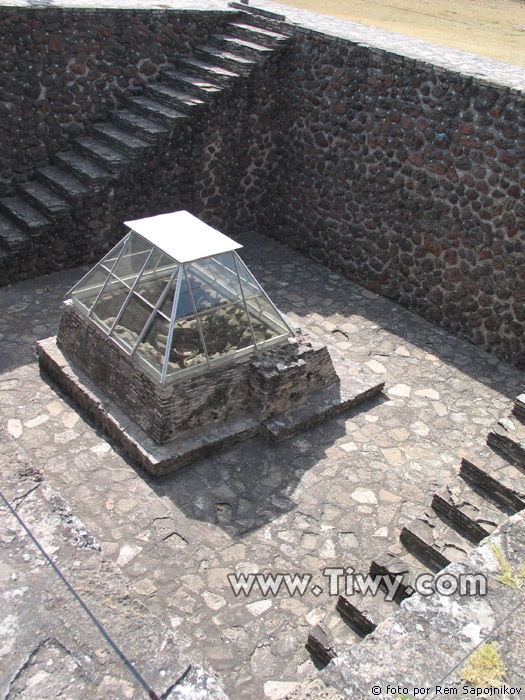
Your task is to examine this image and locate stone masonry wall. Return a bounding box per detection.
[0,9,281,283]
[0,5,523,369]
[249,28,525,368]
[57,302,339,443]
[0,6,227,194]
[57,300,252,443]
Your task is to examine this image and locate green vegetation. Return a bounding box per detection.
[461,642,506,688]
[491,543,525,590]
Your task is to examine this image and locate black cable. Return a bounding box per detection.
[0,487,162,700]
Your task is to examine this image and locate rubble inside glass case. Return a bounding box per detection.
[67,211,292,384]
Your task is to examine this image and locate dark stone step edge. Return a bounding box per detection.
[35,167,93,204]
[144,83,208,114]
[369,555,416,603]
[0,197,52,236]
[460,454,525,512]
[110,110,171,143]
[54,151,113,188]
[176,57,244,86]
[91,124,150,155]
[126,96,190,127]
[431,491,501,543]
[305,624,338,668]
[399,524,452,572]
[16,181,71,221]
[194,45,257,75]
[73,139,131,174]
[336,595,376,636]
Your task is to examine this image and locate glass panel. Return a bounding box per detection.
[99,237,126,270]
[157,272,180,321]
[234,254,263,300]
[199,301,255,362]
[246,296,290,344]
[110,233,154,287]
[111,295,152,351]
[134,252,178,308]
[184,253,243,311]
[90,275,130,331]
[173,273,196,321]
[134,313,170,379]
[69,264,110,313]
[165,314,207,379]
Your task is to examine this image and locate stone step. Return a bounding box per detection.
[127,95,189,128]
[461,448,525,512]
[36,165,92,203]
[91,123,150,156]
[431,480,511,543]
[0,196,52,237]
[225,20,292,47]
[73,137,131,174]
[260,375,384,442]
[194,45,257,75]
[176,57,243,87]
[16,181,70,221]
[305,624,337,667]
[144,82,208,114]
[110,109,171,143]
[317,607,364,659]
[370,546,431,602]
[336,591,399,637]
[0,213,31,253]
[230,5,291,33]
[400,514,475,572]
[210,33,274,60]
[514,394,525,421]
[159,69,223,98]
[54,150,113,189]
[487,413,525,465]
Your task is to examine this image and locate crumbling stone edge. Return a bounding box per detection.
[284,511,525,699]
[0,427,229,700]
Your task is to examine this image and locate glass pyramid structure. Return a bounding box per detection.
[67,211,293,384]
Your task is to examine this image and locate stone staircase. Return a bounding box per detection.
[307,391,525,667]
[0,8,293,285]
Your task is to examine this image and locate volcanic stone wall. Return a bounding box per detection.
[0,6,523,368]
[250,29,524,368]
[0,6,226,194]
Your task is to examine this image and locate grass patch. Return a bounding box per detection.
[491,543,525,590]
[461,642,506,688]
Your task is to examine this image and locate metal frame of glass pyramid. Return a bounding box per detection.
[67,211,294,385]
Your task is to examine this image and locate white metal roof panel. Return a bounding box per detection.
[124,210,242,263]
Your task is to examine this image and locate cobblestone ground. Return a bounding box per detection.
[1,232,524,700]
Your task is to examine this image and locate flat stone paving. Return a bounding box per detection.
[1,231,524,699]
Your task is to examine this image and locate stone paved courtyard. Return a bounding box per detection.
[1,231,524,699]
